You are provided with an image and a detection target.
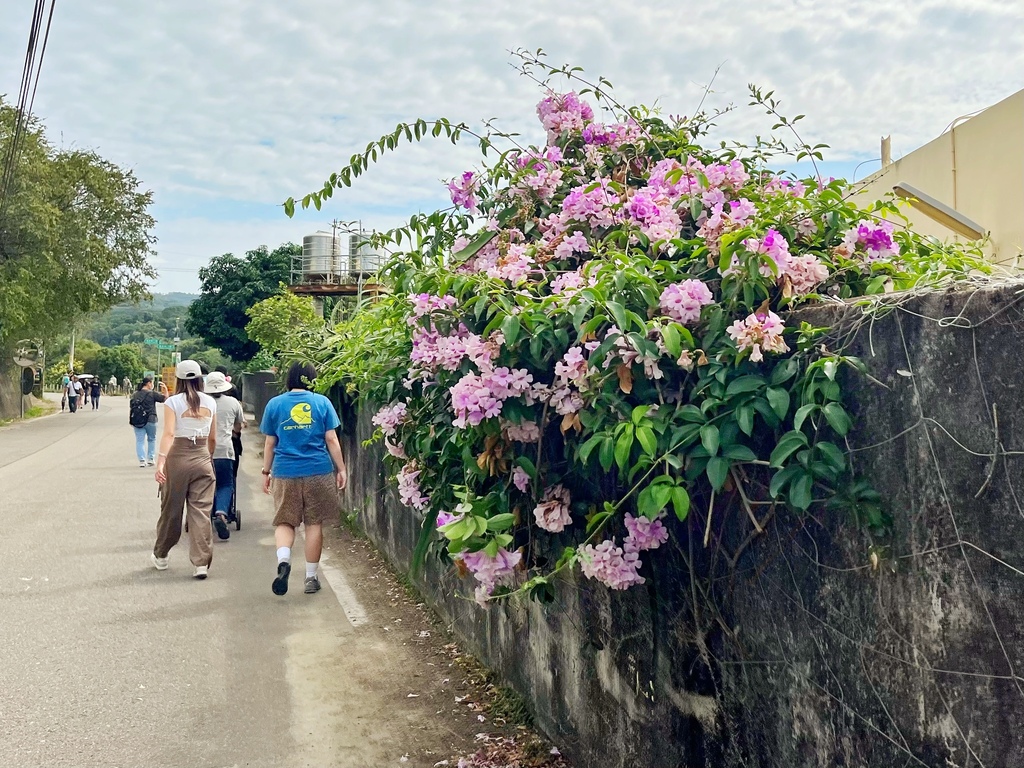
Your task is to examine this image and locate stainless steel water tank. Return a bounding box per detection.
[302,233,336,280]
[349,234,381,277]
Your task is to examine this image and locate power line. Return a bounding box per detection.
[0,0,57,227]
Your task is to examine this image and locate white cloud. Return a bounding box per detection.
[1,0,1020,292]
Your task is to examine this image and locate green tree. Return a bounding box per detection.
[92,345,145,384]
[185,244,296,361]
[246,287,323,358]
[0,99,155,417]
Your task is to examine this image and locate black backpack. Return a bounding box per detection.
[129,392,151,427]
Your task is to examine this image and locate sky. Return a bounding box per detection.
[1,0,1021,294]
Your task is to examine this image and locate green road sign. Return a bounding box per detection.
[144,338,159,345]
[158,343,175,350]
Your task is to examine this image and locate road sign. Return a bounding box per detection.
[144,338,159,345]
[158,343,175,350]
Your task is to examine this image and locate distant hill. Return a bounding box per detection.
[111,292,198,313]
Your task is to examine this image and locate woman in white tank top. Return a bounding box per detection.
[151,360,218,579]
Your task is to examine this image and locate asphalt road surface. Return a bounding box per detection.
[0,395,439,768]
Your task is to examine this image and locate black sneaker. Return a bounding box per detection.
[213,514,230,540]
[304,576,321,594]
[272,562,291,595]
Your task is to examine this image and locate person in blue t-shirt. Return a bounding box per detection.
[260,361,348,597]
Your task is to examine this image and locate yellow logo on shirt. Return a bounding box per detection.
[289,403,313,426]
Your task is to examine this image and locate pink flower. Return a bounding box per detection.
[436,510,462,528]
[512,466,531,493]
[552,231,590,262]
[532,485,572,532]
[372,401,408,437]
[659,280,715,324]
[559,179,621,231]
[726,311,790,363]
[486,243,535,284]
[448,171,479,213]
[397,463,429,510]
[743,228,792,278]
[842,219,900,261]
[501,418,541,443]
[460,547,522,603]
[624,512,670,552]
[579,540,645,590]
[786,254,829,294]
[536,91,595,143]
[384,439,407,459]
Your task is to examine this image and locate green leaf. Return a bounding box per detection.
[677,405,705,423]
[816,441,847,472]
[671,487,691,521]
[516,455,538,478]
[789,472,814,511]
[606,300,629,332]
[453,230,498,261]
[706,457,730,491]
[769,356,800,386]
[661,323,681,358]
[579,435,604,464]
[631,405,651,425]
[722,444,757,462]
[599,436,615,472]
[486,513,516,532]
[822,403,851,436]
[736,403,754,436]
[725,375,766,397]
[636,426,658,457]
[793,403,818,431]
[615,428,635,471]
[766,387,790,419]
[769,430,809,468]
[500,314,521,347]
[700,424,720,456]
[769,465,802,497]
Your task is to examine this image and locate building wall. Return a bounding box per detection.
[341,285,1024,768]
[856,90,1024,264]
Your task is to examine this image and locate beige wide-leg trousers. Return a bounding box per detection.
[154,439,216,567]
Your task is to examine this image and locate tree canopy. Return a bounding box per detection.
[0,99,156,347]
[245,288,323,359]
[185,244,296,361]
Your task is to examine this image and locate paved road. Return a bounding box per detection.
[0,395,419,768]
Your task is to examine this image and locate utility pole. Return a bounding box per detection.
[68,328,75,373]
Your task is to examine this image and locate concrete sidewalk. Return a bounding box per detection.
[0,395,486,767]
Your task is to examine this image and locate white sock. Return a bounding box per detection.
[306,562,318,579]
[277,547,291,564]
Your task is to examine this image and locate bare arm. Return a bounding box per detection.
[207,430,216,456]
[262,435,277,494]
[155,409,176,484]
[325,430,348,490]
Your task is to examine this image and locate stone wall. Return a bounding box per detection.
[340,284,1024,767]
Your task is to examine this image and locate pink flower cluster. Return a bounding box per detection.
[578,512,671,591]
[582,120,643,150]
[552,231,590,262]
[579,540,645,590]
[841,219,899,262]
[726,310,790,362]
[623,512,669,552]
[743,228,793,278]
[448,171,479,213]
[449,367,533,428]
[512,466,531,492]
[659,280,715,324]
[500,418,541,443]
[765,177,807,197]
[486,243,535,284]
[553,180,621,232]
[397,463,429,510]
[627,189,682,245]
[536,91,594,144]
[532,484,572,533]
[551,269,586,295]
[372,401,407,437]
[410,293,457,321]
[603,326,662,380]
[460,547,522,604]
[730,229,829,294]
[696,199,756,254]
[516,146,565,201]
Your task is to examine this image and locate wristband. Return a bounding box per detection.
[262,469,271,475]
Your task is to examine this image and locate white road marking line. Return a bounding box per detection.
[319,555,368,627]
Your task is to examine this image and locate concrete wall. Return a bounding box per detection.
[856,89,1024,264]
[340,284,1024,767]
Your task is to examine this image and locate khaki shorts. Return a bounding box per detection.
[271,472,339,528]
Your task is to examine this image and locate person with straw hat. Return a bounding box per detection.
[205,370,244,540]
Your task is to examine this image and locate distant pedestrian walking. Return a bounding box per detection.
[260,361,348,596]
[130,376,168,467]
[107,375,118,395]
[90,379,101,410]
[152,360,217,579]
[65,375,82,413]
[122,376,132,395]
[206,372,244,541]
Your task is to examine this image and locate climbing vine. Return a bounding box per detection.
[292,52,987,605]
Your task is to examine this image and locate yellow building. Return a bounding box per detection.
[856,89,1024,265]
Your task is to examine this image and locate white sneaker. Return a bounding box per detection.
[139,460,147,468]
[151,553,169,571]
[146,460,155,466]
[193,565,208,580]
